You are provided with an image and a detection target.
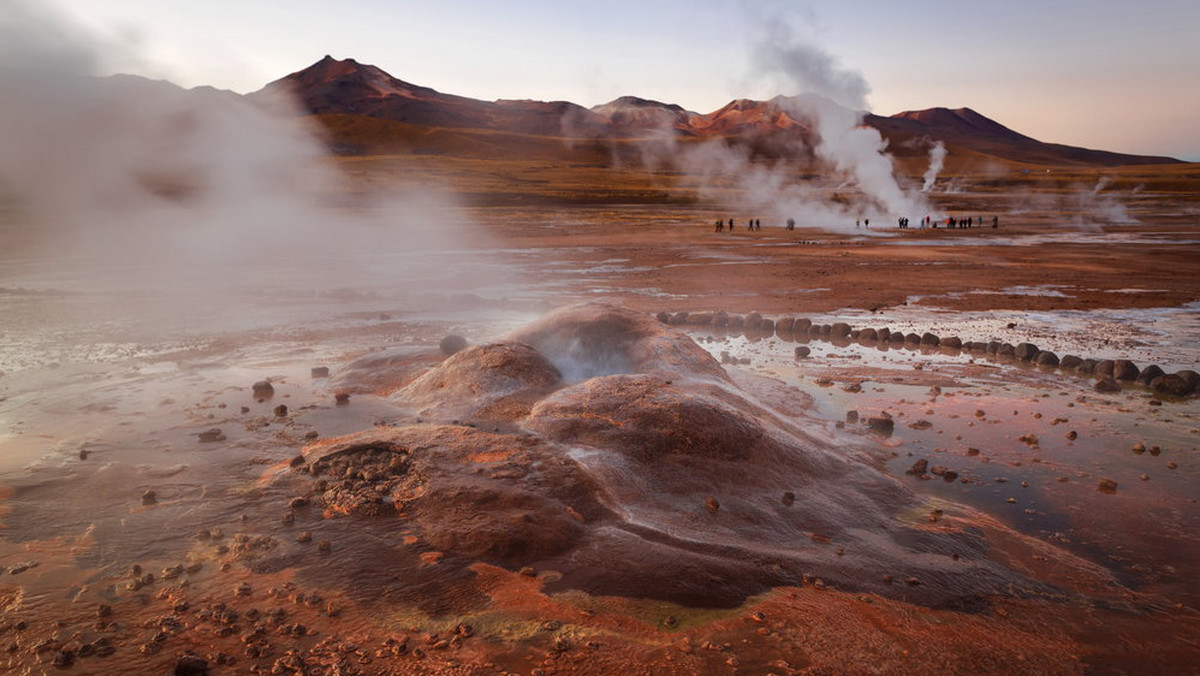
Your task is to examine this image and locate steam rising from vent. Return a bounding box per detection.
[922,141,947,192]
[0,0,507,331]
[752,18,930,219]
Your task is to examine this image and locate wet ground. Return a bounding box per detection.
[1,197,1199,674]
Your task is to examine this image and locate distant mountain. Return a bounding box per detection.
[255,56,1182,166]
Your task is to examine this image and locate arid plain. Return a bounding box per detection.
[2,88,1200,676]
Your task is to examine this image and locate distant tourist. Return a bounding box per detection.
[786,217,795,230]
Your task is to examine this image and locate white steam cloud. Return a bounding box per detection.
[922,141,947,192]
[752,18,930,220]
[0,0,506,331]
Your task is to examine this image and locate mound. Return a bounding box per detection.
[503,302,728,382]
[290,302,1059,608]
[398,342,562,422]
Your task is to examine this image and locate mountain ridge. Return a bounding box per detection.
[253,56,1180,166]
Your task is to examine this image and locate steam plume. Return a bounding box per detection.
[0,0,507,330]
[922,141,947,192]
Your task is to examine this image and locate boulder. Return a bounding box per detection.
[1059,355,1083,370]
[745,312,764,330]
[1149,374,1194,396]
[1014,343,1039,362]
[689,312,714,326]
[1112,360,1140,381]
[1177,370,1200,389]
[1075,358,1098,374]
[1094,377,1121,393]
[920,332,940,346]
[876,328,891,342]
[831,322,852,337]
[251,380,274,397]
[794,346,811,359]
[671,312,690,325]
[1135,364,1165,385]
[776,317,795,333]
[760,318,775,333]
[713,311,729,327]
[857,328,878,343]
[1035,351,1060,367]
[793,317,812,333]
[904,333,921,345]
[997,343,1016,357]
[986,341,1002,355]
[1094,360,1115,377]
[941,336,962,350]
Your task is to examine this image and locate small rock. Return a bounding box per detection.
[334,392,350,405]
[251,380,275,397]
[311,366,330,378]
[174,654,209,676]
[1098,478,1118,494]
[439,334,468,356]
[704,496,720,513]
[781,491,795,507]
[1094,378,1121,393]
[794,346,811,359]
[273,404,288,417]
[141,490,157,506]
[907,459,929,475]
[198,428,226,443]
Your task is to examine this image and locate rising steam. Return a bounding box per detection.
[752,18,930,220]
[922,141,947,192]
[0,0,506,331]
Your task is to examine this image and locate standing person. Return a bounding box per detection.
[992,216,999,228]
[786,217,795,231]
[856,219,860,228]
[864,218,870,228]
[715,219,723,232]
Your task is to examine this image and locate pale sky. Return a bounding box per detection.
[30,0,1200,160]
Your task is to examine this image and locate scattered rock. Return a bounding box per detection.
[141,490,157,506]
[334,392,350,405]
[1097,478,1118,494]
[781,491,795,507]
[704,496,720,513]
[907,459,929,476]
[251,380,275,397]
[311,366,330,378]
[867,416,894,436]
[845,410,859,424]
[794,346,811,359]
[174,654,209,676]
[197,428,226,443]
[273,404,288,417]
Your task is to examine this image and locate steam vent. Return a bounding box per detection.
[295,302,1043,607]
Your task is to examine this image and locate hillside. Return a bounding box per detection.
[257,56,1181,167]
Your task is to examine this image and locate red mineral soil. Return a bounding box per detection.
[1,169,1198,674]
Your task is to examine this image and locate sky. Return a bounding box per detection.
[19,0,1200,160]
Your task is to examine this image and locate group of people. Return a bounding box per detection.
[714,218,763,232]
[713,214,1000,232]
[895,215,1002,229]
